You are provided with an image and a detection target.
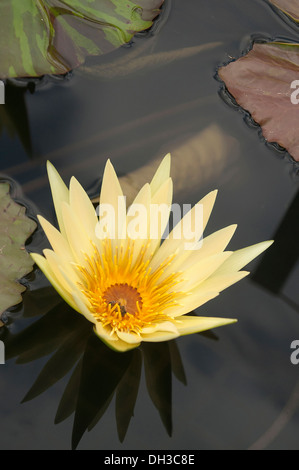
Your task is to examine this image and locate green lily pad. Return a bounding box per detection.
[0,182,37,315]
[0,0,164,79]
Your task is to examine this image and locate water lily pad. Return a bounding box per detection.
[269,0,299,22]
[0,0,164,79]
[0,182,37,314]
[218,41,299,162]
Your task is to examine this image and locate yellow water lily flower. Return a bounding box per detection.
[31,155,273,352]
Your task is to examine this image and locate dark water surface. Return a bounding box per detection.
[0,0,299,450]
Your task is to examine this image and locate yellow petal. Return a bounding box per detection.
[149,190,218,272]
[72,293,98,325]
[99,159,126,243]
[141,321,179,335]
[116,331,143,344]
[163,225,236,280]
[69,177,99,245]
[189,224,237,261]
[37,215,73,262]
[214,240,274,275]
[31,253,78,312]
[166,291,220,318]
[150,153,171,196]
[43,249,78,294]
[94,325,140,352]
[174,315,237,335]
[140,330,179,342]
[126,183,151,264]
[94,321,118,340]
[127,183,151,238]
[178,251,232,291]
[151,177,173,208]
[149,177,173,253]
[46,161,69,237]
[61,202,94,264]
[174,240,273,296]
[197,271,249,294]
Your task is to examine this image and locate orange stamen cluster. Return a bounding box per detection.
[76,239,183,335]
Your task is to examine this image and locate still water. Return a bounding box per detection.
[0,0,299,450]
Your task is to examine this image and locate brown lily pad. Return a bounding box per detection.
[218,41,299,162]
[269,0,299,22]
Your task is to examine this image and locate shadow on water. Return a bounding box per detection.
[0,74,73,159]
[2,286,191,449]
[252,189,299,295]
[252,188,299,316]
[0,81,33,156]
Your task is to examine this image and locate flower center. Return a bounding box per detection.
[77,240,183,336]
[103,283,143,317]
